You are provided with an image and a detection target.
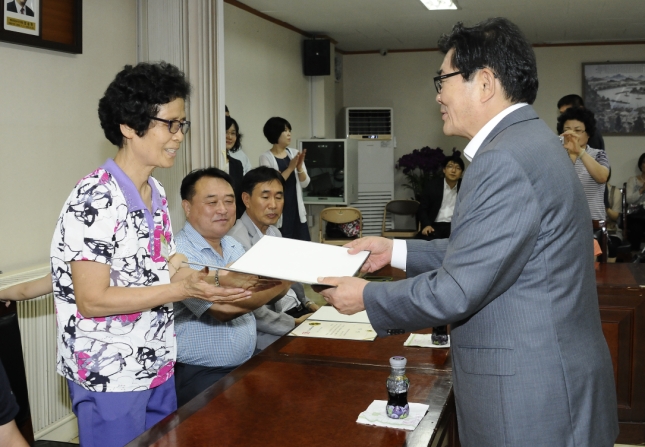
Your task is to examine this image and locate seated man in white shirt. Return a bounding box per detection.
[417,155,464,240]
[228,167,320,350]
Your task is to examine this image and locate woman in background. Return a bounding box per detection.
[225,115,246,218]
[259,117,311,241]
[557,107,610,221]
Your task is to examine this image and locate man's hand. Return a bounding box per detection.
[219,271,282,292]
[294,313,313,325]
[306,302,320,312]
[344,237,393,273]
[421,225,434,236]
[181,268,252,303]
[316,276,368,315]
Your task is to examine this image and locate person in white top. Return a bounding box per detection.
[418,154,464,240]
[259,117,311,240]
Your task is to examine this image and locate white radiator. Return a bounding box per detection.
[0,266,75,440]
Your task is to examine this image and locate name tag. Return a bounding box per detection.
[160,234,170,261]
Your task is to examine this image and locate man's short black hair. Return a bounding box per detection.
[180,167,233,202]
[263,117,292,145]
[98,62,191,148]
[226,116,243,152]
[241,166,286,196]
[557,107,596,139]
[441,154,465,171]
[437,17,538,105]
[557,94,585,110]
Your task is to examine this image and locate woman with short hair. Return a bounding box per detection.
[557,107,610,221]
[259,117,311,240]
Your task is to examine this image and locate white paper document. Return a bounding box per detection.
[308,305,371,324]
[288,320,377,341]
[403,333,450,348]
[190,235,369,285]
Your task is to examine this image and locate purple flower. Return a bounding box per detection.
[396,147,461,198]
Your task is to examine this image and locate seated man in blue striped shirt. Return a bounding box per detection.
[173,167,290,407]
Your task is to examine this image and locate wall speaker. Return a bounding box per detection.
[303,39,330,76]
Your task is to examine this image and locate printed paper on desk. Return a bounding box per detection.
[289,321,377,341]
[225,235,370,286]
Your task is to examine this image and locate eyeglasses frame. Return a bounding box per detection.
[433,70,463,93]
[148,116,191,135]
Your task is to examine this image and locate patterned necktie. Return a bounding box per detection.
[20,7,25,14]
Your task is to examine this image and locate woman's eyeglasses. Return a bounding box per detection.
[149,116,191,134]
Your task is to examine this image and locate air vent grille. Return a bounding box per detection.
[346,108,393,140]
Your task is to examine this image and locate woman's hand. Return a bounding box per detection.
[561,130,583,159]
[219,270,283,292]
[181,268,252,303]
[296,149,307,171]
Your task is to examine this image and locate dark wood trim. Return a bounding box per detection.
[224,0,337,45]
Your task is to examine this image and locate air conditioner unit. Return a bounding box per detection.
[340,107,393,141]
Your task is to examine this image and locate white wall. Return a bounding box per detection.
[224,4,338,166]
[224,3,311,167]
[342,44,645,198]
[0,1,137,273]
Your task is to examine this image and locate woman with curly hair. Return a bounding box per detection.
[557,107,610,220]
[50,62,250,446]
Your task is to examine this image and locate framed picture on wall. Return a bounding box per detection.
[583,62,645,136]
[0,0,81,53]
[4,0,39,36]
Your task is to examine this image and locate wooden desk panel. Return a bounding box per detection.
[596,263,645,444]
[129,357,453,447]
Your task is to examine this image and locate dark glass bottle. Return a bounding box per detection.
[431,325,449,345]
[386,356,410,419]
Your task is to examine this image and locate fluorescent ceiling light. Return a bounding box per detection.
[420,0,458,10]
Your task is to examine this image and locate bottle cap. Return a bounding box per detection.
[389,356,407,368]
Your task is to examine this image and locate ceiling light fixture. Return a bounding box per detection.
[420,0,458,10]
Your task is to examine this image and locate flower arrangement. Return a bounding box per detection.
[396,146,461,199]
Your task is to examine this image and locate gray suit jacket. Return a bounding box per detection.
[364,106,618,447]
[228,212,310,350]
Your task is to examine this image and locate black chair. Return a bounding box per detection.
[0,301,76,446]
[381,200,420,239]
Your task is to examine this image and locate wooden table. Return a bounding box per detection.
[128,331,456,447]
[595,263,645,444]
[128,263,458,447]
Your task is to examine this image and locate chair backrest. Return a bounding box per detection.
[592,219,609,263]
[319,207,363,244]
[382,200,420,237]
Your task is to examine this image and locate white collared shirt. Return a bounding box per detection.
[435,179,459,223]
[392,103,528,271]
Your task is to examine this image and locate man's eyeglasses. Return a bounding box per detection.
[149,116,191,134]
[433,71,462,93]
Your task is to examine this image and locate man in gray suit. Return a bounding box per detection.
[228,167,319,350]
[319,18,618,447]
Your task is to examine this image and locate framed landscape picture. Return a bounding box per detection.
[583,62,645,136]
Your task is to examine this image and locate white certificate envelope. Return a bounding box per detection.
[188,235,370,286]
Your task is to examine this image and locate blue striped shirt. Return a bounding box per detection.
[174,222,256,368]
